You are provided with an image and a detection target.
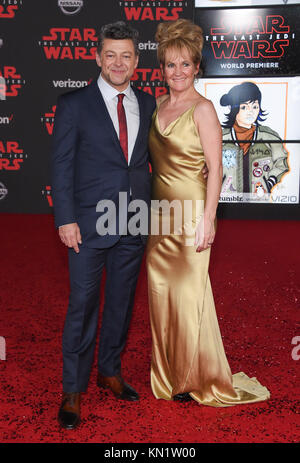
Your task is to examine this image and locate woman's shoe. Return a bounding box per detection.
[173,393,192,402]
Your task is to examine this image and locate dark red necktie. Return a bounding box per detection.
[117,93,128,163]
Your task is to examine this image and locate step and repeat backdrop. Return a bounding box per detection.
[0,0,299,219]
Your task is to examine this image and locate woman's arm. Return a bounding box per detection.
[194,99,223,251]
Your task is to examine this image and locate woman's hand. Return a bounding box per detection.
[194,215,215,252]
[202,163,209,179]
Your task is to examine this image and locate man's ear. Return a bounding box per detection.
[134,53,139,69]
[95,52,101,68]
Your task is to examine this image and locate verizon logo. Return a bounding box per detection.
[52,78,91,88]
[0,114,13,124]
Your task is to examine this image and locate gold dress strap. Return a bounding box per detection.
[155,94,169,110]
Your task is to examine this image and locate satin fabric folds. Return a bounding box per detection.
[146,104,270,407]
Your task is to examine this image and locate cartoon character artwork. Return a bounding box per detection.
[220,82,289,200]
[254,181,266,199]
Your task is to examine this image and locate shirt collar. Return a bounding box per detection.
[97,73,134,101]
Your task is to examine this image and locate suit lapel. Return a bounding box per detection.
[129,86,146,166]
[87,81,147,166]
[87,81,127,165]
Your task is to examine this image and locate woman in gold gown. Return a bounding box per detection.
[146,19,270,406]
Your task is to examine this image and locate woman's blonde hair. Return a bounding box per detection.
[155,19,204,73]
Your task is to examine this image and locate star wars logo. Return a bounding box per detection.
[0,0,22,19]
[0,66,25,98]
[120,0,188,21]
[0,141,27,171]
[207,14,295,61]
[42,185,53,207]
[131,68,167,98]
[39,28,98,60]
[41,106,56,135]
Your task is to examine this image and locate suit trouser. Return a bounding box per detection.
[62,233,145,392]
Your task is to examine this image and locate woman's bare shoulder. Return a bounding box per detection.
[193,94,221,130]
[194,94,215,114]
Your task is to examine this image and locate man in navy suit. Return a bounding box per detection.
[51,21,156,429]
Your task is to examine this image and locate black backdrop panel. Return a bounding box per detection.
[0,1,299,219]
[0,0,193,214]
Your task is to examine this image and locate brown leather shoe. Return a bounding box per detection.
[58,392,81,429]
[97,373,139,401]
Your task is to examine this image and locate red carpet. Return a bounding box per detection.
[0,214,299,443]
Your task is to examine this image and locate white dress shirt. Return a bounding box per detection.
[97,74,140,164]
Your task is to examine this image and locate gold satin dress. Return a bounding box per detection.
[146,103,270,407]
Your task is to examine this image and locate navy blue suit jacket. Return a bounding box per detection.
[51,80,156,248]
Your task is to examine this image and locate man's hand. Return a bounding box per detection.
[202,163,209,180]
[58,223,82,253]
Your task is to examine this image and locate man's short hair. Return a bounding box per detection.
[97,21,139,55]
